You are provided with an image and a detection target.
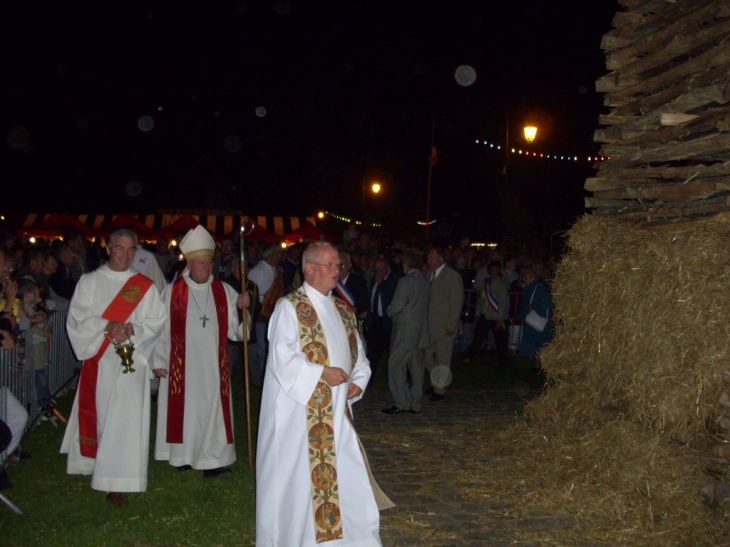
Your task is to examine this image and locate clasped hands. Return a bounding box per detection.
[105,321,134,343]
[321,366,362,399]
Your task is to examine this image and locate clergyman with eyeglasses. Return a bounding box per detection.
[256,241,386,546]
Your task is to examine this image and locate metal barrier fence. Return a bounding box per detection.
[455,289,479,354]
[0,311,81,462]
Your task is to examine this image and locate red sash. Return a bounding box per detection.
[167,277,233,445]
[78,273,153,458]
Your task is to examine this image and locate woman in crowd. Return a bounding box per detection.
[515,266,553,363]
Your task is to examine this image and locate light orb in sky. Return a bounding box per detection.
[454,65,477,86]
[126,180,142,197]
[255,106,267,117]
[137,115,155,131]
[224,135,242,152]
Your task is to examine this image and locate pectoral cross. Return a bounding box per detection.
[200,314,209,328]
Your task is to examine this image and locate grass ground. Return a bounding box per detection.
[0,349,543,547]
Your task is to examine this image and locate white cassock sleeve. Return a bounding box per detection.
[266,299,325,406]
[66,276,109,360]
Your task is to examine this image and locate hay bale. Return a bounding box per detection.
[542,215,730,442]
[495,214,730,545]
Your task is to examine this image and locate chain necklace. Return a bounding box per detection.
[189,286,211,327]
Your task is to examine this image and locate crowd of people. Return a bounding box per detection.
[0,222,557,546]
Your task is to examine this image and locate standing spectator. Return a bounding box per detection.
[507,276,524,355]
[503,255,520,285]
[515,267,553,362]
[383,251,430,415]
[247,244,284,385]
[425,247,463,401]
[454,254,475,288]
[461,261,509,367]
[280,244,301,294]
[214,236,238,281]
[15,250,44,289]
[63,227,88,281]
[60,228,167,507]
[153,237,176,280]
[49,246,77,300]
[336,251,368,319]
[364,256,400,383]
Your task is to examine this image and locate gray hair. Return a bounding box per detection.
[108,228,138,248]
[261,243,280,259]
[303,241,336,264]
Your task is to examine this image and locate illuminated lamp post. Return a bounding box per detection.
[524,126,537,144]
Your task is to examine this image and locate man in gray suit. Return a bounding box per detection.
[426,247,464,401]
[382,251,431,415]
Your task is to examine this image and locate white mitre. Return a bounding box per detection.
[179,225,215,261]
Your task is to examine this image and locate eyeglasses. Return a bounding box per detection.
[309,262,345,271]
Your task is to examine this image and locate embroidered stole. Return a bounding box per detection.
[167,277,233,444]
[78,273,153,458]
[284,288,358,544]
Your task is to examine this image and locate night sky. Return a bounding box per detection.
[1,0,618,241]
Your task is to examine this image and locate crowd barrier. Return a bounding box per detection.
[0,311,80,462]
[455,289,479,353]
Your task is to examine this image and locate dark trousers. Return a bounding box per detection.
[463,316,510,367]
[365,316,390,381]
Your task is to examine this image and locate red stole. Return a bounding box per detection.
[78,273,153,458]
[167,277,233,445]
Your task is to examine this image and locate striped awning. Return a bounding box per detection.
[19,212,317,239]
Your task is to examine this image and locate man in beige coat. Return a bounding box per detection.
[383,251,431,414]
[425,248,464,400]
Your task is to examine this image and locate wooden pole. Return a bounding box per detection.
[425,118,435,240]
[239,222,254,469]
[504,115,509,210]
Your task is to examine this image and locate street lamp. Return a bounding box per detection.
[524,126,537,144]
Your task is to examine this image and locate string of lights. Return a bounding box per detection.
[474,139,609,162]
[321,211,382,228]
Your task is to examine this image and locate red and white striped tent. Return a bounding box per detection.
[18,212,318,241]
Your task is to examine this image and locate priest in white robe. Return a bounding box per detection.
[153,225,250,478]
[256,241,381,547]
[61,228,167,507]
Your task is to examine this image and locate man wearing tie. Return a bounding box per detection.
[425,247,464,401]
[364,256,401,383]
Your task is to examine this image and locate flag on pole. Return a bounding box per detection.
[429,146,438,167]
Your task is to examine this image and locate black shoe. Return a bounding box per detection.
[381,406,409,415]
[429,393,445,402]
[424,387,434,397]
[410,409,420,414]
[176,465,193,472]
[203,467,233,479]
